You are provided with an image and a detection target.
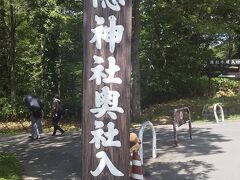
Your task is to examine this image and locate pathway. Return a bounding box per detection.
[1,121,240,179]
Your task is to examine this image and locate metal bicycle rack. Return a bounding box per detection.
[138,121,157,164]
[173,107,192,146]
[213,103,224,123]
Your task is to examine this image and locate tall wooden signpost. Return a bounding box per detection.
[82,0,132,179]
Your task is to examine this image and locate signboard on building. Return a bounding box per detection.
[204,59,240,78]
[82,1,132,179]
[209,59,240,65]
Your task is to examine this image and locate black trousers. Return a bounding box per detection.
[52,115,64,135]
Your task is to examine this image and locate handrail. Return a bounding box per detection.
[138,121,157,164]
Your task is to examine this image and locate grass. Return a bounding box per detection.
[0,152,22,180]
[0,118,80,135]
[140,95,240,125]
[2,96,240,133]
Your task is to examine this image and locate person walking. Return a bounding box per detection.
[51,94,65,136]
[24,95,44,140]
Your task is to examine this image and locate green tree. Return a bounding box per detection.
[0,0,9,97]
[131,0,141,121]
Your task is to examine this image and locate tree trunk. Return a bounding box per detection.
[40,33,46,98]
[58,46,62,98]
[9,0,17,114]
[131,0,141,121]
[0,0,9,97]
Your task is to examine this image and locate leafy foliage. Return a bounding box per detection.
[1,0,240,122]
[140,0,240,107]
[0,0,83,120]
[211,78,238,97]
[0,152,22,180]
[0,98,13,120]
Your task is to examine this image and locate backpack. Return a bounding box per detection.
[57,102,65,116]
[26,96,43,118]
[30,102,42,118]
[32,108,42,118]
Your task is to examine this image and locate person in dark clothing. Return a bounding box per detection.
[24,95,44,140]
[51,94,65,136]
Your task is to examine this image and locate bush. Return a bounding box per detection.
[141,75,209,107]
[211,78,238,97]
[0,152,22,180]
[0,98,13,120]
[214,89,235,98]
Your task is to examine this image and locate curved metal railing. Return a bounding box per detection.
[138,121,157,164]
[213,103,224,123]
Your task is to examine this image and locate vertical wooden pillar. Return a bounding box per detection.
[82,1,132,179]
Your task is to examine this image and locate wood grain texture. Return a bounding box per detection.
[82,1,132,179]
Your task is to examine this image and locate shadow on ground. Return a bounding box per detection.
[144,160,214,180]
[0,123,233,180]
[136,124,231,180]
[0,132,81,180]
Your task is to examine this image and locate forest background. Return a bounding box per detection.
[1,0,240,125]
